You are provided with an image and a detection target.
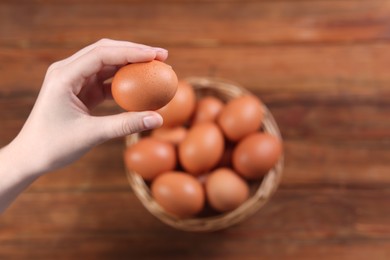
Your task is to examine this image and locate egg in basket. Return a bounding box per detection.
[121,75,284,232]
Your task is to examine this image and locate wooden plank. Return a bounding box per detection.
[0,96,388,189]
[0,137,384,191]
[31,138,390,190]
[1,44,390,96]
[272,101,390,142]
[169,45,390,96]
[0,92,390,188]
[1,93,388,142]
[1,236,390,260]
[1,189,390,259]
[0,0,389,48]
[282,140,390,187]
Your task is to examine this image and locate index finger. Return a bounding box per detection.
[60,39,167,67]
[63,46,167,94]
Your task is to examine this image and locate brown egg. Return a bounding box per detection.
[205,168,250,212]
[157,80,196,127]
[124,137,176,181]
[192,96,224,124]
[179,122,224,175]
[151,126,187,145]
[233,133,282,180]
[151,172,205,218]
[112,60,178,111]
[218,95,264,141]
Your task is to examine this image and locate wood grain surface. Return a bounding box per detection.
[1,0,390,259]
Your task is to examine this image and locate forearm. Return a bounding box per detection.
[0,141,43,213]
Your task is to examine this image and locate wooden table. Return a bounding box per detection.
[1,0,389,259]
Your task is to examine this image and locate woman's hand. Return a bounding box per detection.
[0,39,167,212]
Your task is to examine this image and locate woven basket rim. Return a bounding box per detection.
[125,77,284,232]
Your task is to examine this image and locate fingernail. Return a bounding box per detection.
[153,47,168,53]
[143,115,163,129]
[158,50,168,56]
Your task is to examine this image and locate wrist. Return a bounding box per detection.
[1,138,46,179]
[0,142,43,213]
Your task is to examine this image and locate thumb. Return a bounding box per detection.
[91,111,163,143]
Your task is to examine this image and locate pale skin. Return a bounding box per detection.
[0,39,168,213]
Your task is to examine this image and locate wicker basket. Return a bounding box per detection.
[125,77,284,232]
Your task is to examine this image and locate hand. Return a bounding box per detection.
[0,39,168,212]
[15,39,167,173]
